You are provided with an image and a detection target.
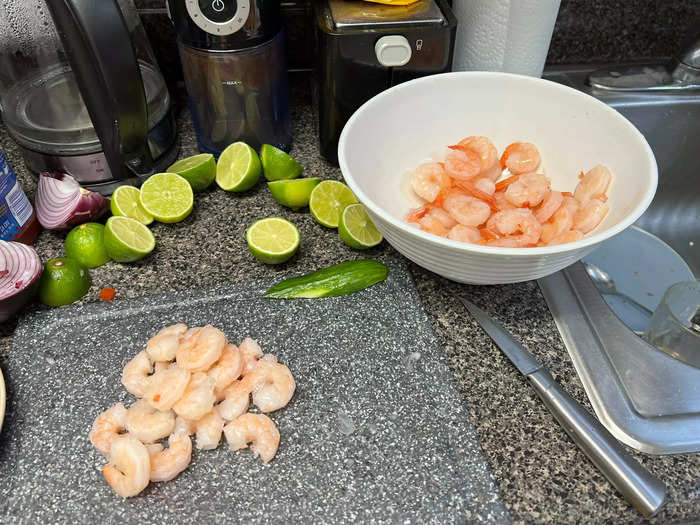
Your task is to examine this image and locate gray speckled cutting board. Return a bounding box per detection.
[0,259,508,524]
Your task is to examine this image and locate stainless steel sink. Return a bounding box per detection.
[545,64,699,277]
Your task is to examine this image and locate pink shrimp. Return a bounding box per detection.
[493,191,516,211]
[443,191,491,227]
[504,172,550,208]
[540,204,575,243]
[573,198,609,233]
[446,224,482,243]
[485,209,542,247]
[546,230,584,246]
[472,177,496,195]
[500,142,541,174]
[534,190,563,223]
[456,136,499,174]
[417,207,455,237]
[574,165,612,205]
[411,162,452,202]
[444,147,481,180]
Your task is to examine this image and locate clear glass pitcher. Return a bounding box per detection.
[0,0,176,189]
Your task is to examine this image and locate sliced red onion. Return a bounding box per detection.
[35,172,108,230]
[0,240,42,301]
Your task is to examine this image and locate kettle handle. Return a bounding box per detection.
[45,0,155,180]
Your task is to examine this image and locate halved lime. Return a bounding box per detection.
[103,216,156,263]
[308,180,358,228]
[260,144,303,181]
[110,185,154,225]
[338,204,383,249]
[139,173,193,223]
[168,153,216,191]
[216,142,262,192]
[246,217,300,265]
[267,177,321,211]
[65,223,111,268]
[38,257,91,307]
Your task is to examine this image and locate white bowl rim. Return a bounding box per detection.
[338,71,658,257]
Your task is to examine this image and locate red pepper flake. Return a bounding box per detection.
[99,287,116,302]
[561,191,573,197]
[14,280,23,289]
[153,394,161,403]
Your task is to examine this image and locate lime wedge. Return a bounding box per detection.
[260,144,303,181]
[110,185,154,225]
[267,178,321,211]
[308,180,358,228]
[338,204,383,249]
[216,142,262,192]
[103,216,156,263]
[139,173,194,223]
[167,153,216,191]
[246,217,300,265]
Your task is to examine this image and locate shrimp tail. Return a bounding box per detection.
[495,174,521,192]
[455,180,497,209]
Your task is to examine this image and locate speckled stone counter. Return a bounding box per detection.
[1,75,698,524]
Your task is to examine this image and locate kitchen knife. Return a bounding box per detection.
[459,297,667,518]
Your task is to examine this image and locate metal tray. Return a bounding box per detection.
[538,262,700,454]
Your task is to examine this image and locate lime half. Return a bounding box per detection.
[104,216,156,263]
[168,153,216,191]
[38,257,91,307]
[309,180,358,228]
[338,204,383,249]
[216,142,262,192]
[246,217,300,265]
[65,222,111,268]
[267,178,321,211]
[139,173,194,223]
[260,144,303,181]
[110,185,154,225]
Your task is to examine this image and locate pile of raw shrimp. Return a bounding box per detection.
[89,324,295,498]
[406,137,613,247]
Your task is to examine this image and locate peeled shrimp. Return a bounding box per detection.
[239,338,263,375]
[146,324,187,362]
[121,351,153,398]
[547,230,584,246]
[176,325,226,372]
[125,399,175,443]
[573,198,609,233]
[217,380,251,421]
[541,205,574,243]
[148,431,192,482]
[473,177,496,195]
[447,224,482,243]
[411,162,451,202]
[242,361,296,413]
[443,192,491,227]
[457,136,498,174]
[500,142,541,174]
[534,190,563,223]
[209,343,243,398]
[493,191,516,211]
[90,403,128,457]
[574,165,612,205]
[223,413,280,463]
[174,416,197,436]
[195,409,225,450]
[173,372,216,421]
[445,147,481,180]
[504,172,550,208]
[486,209,542,247]
[143,366,191,411]
[102,436,151,498]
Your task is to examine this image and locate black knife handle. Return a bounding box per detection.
[527,369,666,518]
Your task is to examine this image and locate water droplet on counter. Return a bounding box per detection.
[336,410,356,435]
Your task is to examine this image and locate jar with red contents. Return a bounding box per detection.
[0,150,39,245]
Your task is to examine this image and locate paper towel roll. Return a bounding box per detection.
[452,0,561,77]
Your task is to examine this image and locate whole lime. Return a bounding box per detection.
[38,257,91,307]
[65,222,111,268]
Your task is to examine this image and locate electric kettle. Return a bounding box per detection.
[0,0,179,194]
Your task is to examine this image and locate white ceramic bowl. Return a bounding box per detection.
[338,72,657,284]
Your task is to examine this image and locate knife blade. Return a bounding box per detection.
[459,297,667,519]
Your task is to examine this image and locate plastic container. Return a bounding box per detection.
[0,150,40,245]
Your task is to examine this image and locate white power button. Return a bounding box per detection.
[375,35,412,67]
[212,0,225,12]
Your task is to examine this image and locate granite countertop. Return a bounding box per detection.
[1,74,698,524]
